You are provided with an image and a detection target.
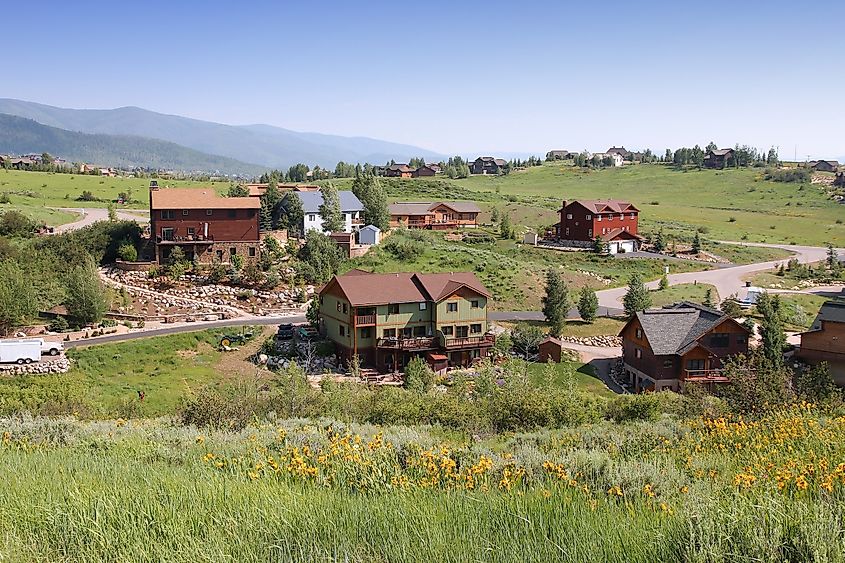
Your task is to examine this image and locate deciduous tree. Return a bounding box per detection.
[623,274,652,317]
[577,286,598,323]
[318,183,343,233]
[542,270,569,336]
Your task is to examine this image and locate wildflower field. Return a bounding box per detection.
[1,405,844,562]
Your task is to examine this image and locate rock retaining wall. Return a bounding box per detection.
[560,335,622,347]
[0,357,71,375]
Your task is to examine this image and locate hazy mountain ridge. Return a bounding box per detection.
[0,113,266,175]
[0,99,446,169]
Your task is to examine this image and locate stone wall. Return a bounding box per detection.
[0,357,71,375]
[115,260,156,272]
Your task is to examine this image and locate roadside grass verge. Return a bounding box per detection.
[650,283,719,308]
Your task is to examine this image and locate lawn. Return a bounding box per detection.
[0,328,261,417]
[0,201,78,226]
[649,283,719,308]
[705,241,794,265]
[445,164,845,246]
[526,361,615,398]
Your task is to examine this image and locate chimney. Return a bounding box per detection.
[561,200,567,211]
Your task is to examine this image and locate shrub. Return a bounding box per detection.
[117,241,138,262]
[606,394,661,422]
[47,316,69,333]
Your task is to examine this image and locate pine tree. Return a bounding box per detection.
[756,292,786,367]
[577,286,598,323]
[623,273,652,317]
[542,270,569,336]
[318,183,343,232]
[653,229,665,253]
[692,231,701,254]
[703,288,715,308]
[490,207,499,223]
[658,273,669,290]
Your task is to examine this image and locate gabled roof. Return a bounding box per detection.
[707,148,734,157]
[360,224,381,233]
[386,163,414,172]
[803,300,845,334]
[813,160,840,168]
[475,156,506,166]
[600,228,644,242]
[295,191,364,213]
[621,301,744,356]
[561,199,640,213]
[388,201,482,215]
[428,201,482,213]
[150,188,260,210]
[322,270,490,306]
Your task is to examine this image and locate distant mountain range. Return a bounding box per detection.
[0,114,266,175]
[0,99,446,173]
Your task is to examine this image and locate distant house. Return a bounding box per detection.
[412,165,437,178]
[546,150,571,160]
[797,300,845,386]
[809,160,840,173]
[557,199,641,253]
[358,225,381,245]
[149,184,261,265]
[619,301,752,392]
[290,190,364,234]
[318,270,494,372]
[594,152,624,167]
[244,183,319,197]
[389,201,481,230]
[606,146,630,159]
[426,163,442,173]
[703,149,735,169]
[470,157,507,175]
[384,164,415,178]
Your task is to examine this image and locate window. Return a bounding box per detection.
[336,301,341,312]
[182,210,189,216]
[619,214,624,220]
[630,213,636,219]
[248,247,256,257]
[383,328,396,338]
[471,349,481,359]
[161,228,174,241]
[388,304,400,315]
[308,214,316,221]
[686,359,705,371]
[413,326,426,337]
[710,333,730,347]
[342,303,348,314]
[442,326,454,336]
[339,325,345,337]
[635,348,642,359]
[447,302,458,313]
[566,213,572,220]
[663,359,674,368]
[228,210,236,218]
[635,328,642,338]
[565,228,570,236]
[206,209,213,216]
[161,210,175,220]
[360,328,371,338]
[470,300,480,309]
[419,302,427,310]
[456,326,469,338]
[737,334,747,346]
[470,324,482,334]
[216,249,223,261]
[588,229,592,237]
[402,327,412,338]
[597,215,602,222]
[585,214,591,220]
[248,210,256,217]
[229,247,237,255]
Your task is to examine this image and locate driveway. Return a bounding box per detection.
[596,242,839,309]
[51,207,149,233]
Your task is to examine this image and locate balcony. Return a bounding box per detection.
[355,314,376,326]
[442,334,495,349]
[377,337,438,350]
[683,369,730,383]
[156,235,215,244]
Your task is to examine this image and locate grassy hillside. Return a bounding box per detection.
[447,164,844,246]
[1,409,842,562]
[0,113,266,175]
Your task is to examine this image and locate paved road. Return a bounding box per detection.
[490,306,624,322]
[51,207,149,233]
[597,242,840,309]
[65,315,306,348]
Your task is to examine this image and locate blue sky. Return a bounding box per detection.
[2,0,843,159]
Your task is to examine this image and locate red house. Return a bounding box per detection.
[149,185,260,265]
[556,199,642,253]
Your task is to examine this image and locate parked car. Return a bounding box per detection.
[41,339,63,356]
[276,323,294,340]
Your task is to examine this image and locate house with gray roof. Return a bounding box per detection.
[286,190,364,234]
[388,201,481,230]
[798,299,845,386]
[619,301,751,392]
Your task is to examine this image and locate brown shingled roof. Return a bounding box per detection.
[150,188,260,210]
[561,199,639,213]
[323,270,490,306]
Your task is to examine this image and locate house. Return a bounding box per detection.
[244,183,318,197]
[538,336,563,363]
[358,225,381,246]
[619,301,751,392]
[384,164,415,178]
[149,184,261,265]
[606,146,630,159]
[592,152,624,167]
[703,149,735,169]
[412,165,437,177]
[470,157,507,175]
[556,199,642,253]
[546,150,571,160]
[389,201,481,229]
[810,160,840,173]
[290,190,364,234]
[797,300,845,385]
[317,270,494,372]
[426,163,442,173]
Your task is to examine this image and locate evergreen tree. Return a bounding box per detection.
[703,288,715,308]
[297,231,345,283]
[653,229,665,253]
[720,295,743,318]
[826,242,840,271]
[403,356,434,392]
[500,212,511,239]
[658,272,669,290]
[282,192,304,236]
[756,292,786,367]
[306,296,320,328]
[227,184,249,197]
[318,183,343,232]
[623,273,652,317]
[542,270,569,336]
[692,231,701,254]
[577,286,598,323]
[592,236,607,254]
[490,207,499,223]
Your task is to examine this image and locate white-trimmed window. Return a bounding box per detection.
[597,215,602,222]
[566,213,573,220]
[182,209,189,216]
[447,302,458,313]
[586,214,591,220]
[419,302,427,310]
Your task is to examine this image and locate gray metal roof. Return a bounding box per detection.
[808,300,845,331]
[295,191,363,213]
[634,301,727,356]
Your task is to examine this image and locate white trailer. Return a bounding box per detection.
[0,339,41,364]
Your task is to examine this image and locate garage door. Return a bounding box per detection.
[619,240,636,253]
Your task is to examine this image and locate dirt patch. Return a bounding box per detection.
[176,350,199,359]
[216,326,276,380]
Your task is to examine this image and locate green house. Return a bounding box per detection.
[318,269,494,372]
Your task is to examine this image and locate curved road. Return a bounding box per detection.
[596,242,840,309]
[51,207,149,233]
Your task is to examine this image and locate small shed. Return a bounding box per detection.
[359,225,381,246]
[329,232,354,258]
[538,336,563,363]
[523,232,539,246]
[426,352,449,374]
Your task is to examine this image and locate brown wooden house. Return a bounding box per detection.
[809,160,840,173]
[703,148,735,169]
[384,164,414,178]
[470,157,506,175]
[619,301,751,392]
[797,300,845,386]
[412,165,437,177]
[389,201,481,229]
